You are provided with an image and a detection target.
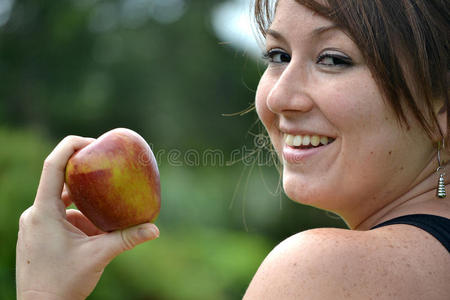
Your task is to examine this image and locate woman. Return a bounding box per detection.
[16,0,449,299]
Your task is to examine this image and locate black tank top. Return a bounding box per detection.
[371,214,450,253]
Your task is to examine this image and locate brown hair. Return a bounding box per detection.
[254,0,449,141]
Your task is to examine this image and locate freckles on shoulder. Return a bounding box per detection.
[244,228,361,299]
[244,227,449,300]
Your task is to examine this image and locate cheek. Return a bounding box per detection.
[319,75,398,168]
[255,75,276,131]
[317,72,386,134]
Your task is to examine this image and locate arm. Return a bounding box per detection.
[16,136,160,300]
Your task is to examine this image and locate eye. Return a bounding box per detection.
[316,51,353,67]
[262,49,291,64]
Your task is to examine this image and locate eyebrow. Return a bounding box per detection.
[266,24,341,41]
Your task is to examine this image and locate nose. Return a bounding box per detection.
[266,62,314,115]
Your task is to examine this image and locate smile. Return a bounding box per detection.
[284,133,335,149]
[282,132,336,164]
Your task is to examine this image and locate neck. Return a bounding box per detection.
[352,159,450,230]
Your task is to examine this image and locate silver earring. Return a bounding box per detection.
[436,140,446,198]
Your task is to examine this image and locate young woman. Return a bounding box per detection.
[16,0,449,299]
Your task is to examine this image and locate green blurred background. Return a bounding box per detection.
[0,0,346,299]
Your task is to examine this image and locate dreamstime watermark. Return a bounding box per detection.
[138,133,278,167]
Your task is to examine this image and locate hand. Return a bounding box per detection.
[16,135,160,300]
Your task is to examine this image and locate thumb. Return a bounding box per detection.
[95,223,159,264]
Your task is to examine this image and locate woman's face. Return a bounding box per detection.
[255,0,434,222]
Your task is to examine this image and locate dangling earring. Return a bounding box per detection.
[436,139,446,198]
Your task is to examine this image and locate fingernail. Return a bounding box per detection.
[139,224,159,239]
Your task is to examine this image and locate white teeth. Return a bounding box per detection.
[293,135,302,146]
[285,134,294,146]
[284,134,332,147]
[311,135,320,146]
[302,135,310,146]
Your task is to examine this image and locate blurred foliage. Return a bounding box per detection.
[101,228,271,300]
[0,0,261,152]
[0,0,346,299]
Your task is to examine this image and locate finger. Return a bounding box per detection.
[66,209,105,236]
[61,184,73,208]
[94,223,159,264]
[35,136,95,211]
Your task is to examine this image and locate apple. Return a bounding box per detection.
[64,128,161,232]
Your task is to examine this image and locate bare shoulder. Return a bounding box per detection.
[244,226,450,300]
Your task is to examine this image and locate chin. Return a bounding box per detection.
[283,172,320,205]
[282,171,346,213]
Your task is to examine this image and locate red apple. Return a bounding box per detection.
[64,128,160,232]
